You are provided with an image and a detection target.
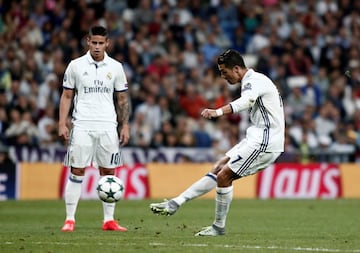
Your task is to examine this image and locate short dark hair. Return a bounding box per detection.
[217,49,246,69]
[89,26,108,37]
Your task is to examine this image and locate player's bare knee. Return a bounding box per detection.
[71,167,85,176]
[216,168,234,187]
[100,167,115,176]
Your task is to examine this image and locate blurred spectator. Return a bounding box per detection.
[288,47,312,76]
[342,83,360,119]
[175,116,195,147]
[146,53,170,79]
[273,63,290,99]
[179,84,208,119]
[158,95,172,124]
[37,73,60,110]
[330,121,356,162]
[181,41,200,70]
[242,4,261,35]
[207,14,232,50]
[0,61,11,92]
[168,11,186,50]
[169,0,193,27]
[130,110,152,147]
[231,25,249,54]
[285,85,312,120]
[200,33,222,68]
[255,46,273,76]
[134,93,161,134]
[192,117,213,148]
[301,74,323,108]
[300,4,322,38]
[164,130,178,147]
[150,131,165,148]
[132,0,154,29]
[278,128,299,163]
[36,48,54,82]
[5,109,38,147]
[30,2,49,29]
[314,101,339,141]
[23,19,43,48]
[211,118,231,154]
[37,104,58,146]
[216,0,238,42]
[198,68,219,101]
[0,106,9,144]
[326,77,347,119]
[289,110,319,151]
[147,9,163,36]
[246,25,270,54]
[316,0,338,17]
[313,67,330,101]
[304,35,322,69]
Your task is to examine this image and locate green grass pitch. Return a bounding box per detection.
[0,199,359,253]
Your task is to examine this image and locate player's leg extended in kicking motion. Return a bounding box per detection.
[149,157,228,216]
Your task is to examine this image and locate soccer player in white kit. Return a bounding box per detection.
[59,26,130,232]
[150,49,285,236]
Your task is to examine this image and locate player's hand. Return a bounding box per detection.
[119,124,130,146]
[201,108,217,119]
[58,125,69,140]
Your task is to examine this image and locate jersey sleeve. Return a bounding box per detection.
[115,63,128,92]
[63,61,76,89]
[230,80,261,113]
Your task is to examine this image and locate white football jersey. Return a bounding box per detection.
[63,51,128,130]
[230,69,285,152]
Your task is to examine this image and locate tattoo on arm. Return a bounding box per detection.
[117,93,129,127]
[118,102,129,126]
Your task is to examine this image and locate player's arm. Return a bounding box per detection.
[116,91,130,146]
[229,92,257,113]
[201,90,257,119]
[58,88,74,140]
[201,104,233,119]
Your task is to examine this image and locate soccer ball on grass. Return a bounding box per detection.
[97,175,125,203]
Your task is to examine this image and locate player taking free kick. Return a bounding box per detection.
[150,49,285,236]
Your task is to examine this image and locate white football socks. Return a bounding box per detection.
[172,173,217,206]
[213,186,233,229]
[102,202,116,222]
[64,173,84,221]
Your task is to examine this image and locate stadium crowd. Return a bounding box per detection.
[0,0,359,163]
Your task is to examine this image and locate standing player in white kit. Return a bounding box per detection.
[150,49,285,236]
[59,26,130,232]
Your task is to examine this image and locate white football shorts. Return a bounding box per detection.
[64,127,122,169]
[226,139,281,177]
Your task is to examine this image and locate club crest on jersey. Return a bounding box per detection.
[106,72,112,80]
[242,83,252,92]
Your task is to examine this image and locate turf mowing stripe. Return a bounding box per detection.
[2,241,360,252]
[150,242,360,252]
